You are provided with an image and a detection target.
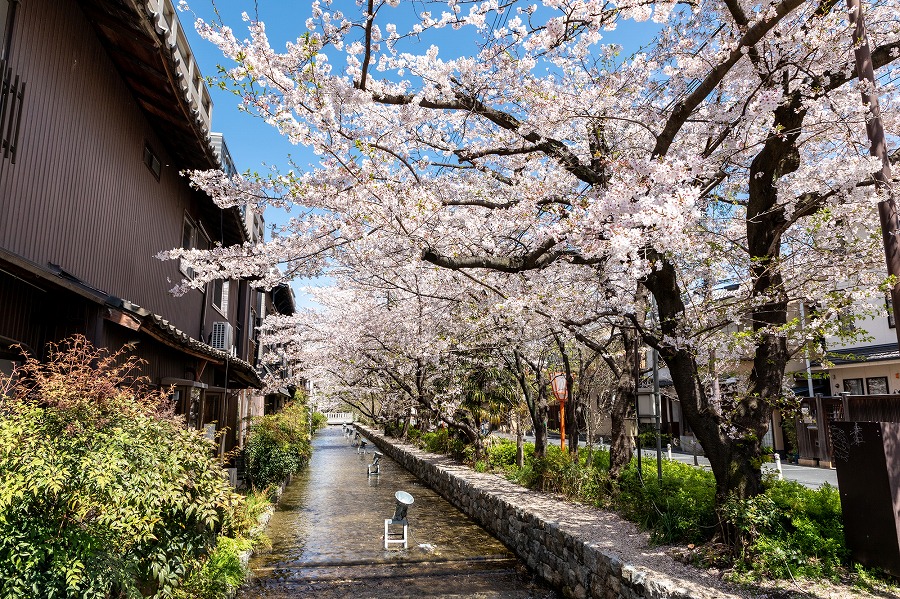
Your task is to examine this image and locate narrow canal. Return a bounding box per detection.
[238,426,561,598]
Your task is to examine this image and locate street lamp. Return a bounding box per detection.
[550,372,568,451]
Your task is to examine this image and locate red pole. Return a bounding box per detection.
[560,399,566,450]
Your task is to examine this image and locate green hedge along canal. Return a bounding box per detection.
[238,425,560,598]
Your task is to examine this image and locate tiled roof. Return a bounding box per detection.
[825,343,900,365]
[145,313,261,387]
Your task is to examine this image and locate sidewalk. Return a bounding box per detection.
[494,433,839,489]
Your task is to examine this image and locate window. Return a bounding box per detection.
[143,142,161,179]
[1,0,16,61]
[0,0,23,165]
[843,378,864,395]
[180,218,196,278]
[212,279,229,315]
[887,295,895,329]
[866,377,889,395]
[179,216,209,280]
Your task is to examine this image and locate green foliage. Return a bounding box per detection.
[723,481,847,578]
[493,437,851,582]
[0,337,248,598]
[637,426,671,449]
[415,426,469,460]
[526,445,608,504]
[406,426,422,443]
[616,459,717,544]
[583,446,611,471]
[311,411,328,432]
[421,427,451,453]
[175,536,254,599]
[486,439,517,467]
[244,400,313,491]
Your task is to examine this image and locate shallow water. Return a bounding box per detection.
[237,426,560,598]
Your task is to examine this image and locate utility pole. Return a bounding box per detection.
[846,0,900,347]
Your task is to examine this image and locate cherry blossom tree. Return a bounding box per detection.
[167,0,900,509]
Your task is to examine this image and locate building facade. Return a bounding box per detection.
[0,0,283,460]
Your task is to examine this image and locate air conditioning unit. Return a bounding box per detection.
[210,321,234,353]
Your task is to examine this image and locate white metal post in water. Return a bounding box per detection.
[383,519,408,549]
[384,491,414,550]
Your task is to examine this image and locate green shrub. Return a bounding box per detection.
[526,446,607,503]
[176,536,254,599]
[617,458,717,544]
[487,439,518,467]
[637,427,671,449]
[244,401,313,491]
[421,428,450,453]
[406,426,422,443]
[724,480,847,578]
[579,446,610,471]
[0,337,247,598]
[311,411,328,432]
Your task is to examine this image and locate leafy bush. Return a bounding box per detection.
[0,337,247,598]
[583,446,611,472]
[244,400,313,491]
[176,536,254,599]
[616,458,717,544]
[487,439,518,467]
[526,445,607,503]
[723,480,847,578]
[637,426,671,449]
[418,427,470,460]
[406,426,422,443]
[311,411,328,432]
[421,427,451,453]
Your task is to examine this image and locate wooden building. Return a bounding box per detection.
[0,0,279,460]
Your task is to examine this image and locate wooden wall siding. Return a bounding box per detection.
[0,0,207,339]
[849,395,900,424]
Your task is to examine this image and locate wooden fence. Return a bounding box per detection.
[794,394,900,467]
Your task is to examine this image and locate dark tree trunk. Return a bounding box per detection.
[645,88,806,507]
[513,349,549,458]
[608,328,639,478]
[529,394,549,458]
[516,415,525,468]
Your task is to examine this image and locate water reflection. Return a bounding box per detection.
[238,426,560,598]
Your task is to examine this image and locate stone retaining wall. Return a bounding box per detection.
[358,425,740,599]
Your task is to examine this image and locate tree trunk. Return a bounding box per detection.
[529,396,548,458]
[513,349,549,458]
[516,411,525,468]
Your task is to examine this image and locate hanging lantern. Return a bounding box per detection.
[551,372,568,451]
[551,372,568,403]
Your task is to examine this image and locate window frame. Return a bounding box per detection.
[0,0,18,62]
[843,378,864,395]
[143,141,161,180]
[866,376,889,396]
[211,279,230,317]
[179,216,209,281]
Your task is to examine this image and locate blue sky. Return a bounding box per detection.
[178,1,662,307]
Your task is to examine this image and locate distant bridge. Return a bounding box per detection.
[325,412,355,424]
